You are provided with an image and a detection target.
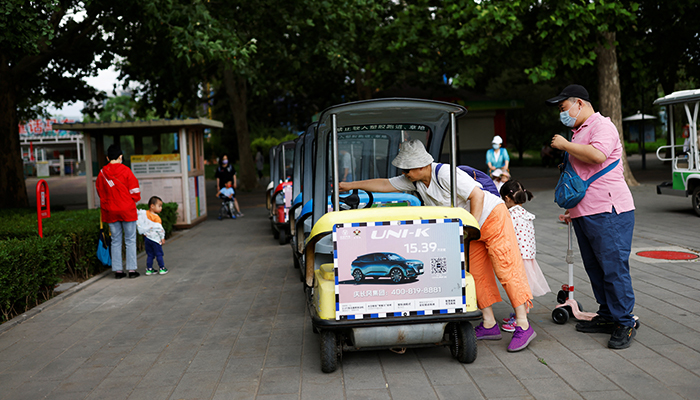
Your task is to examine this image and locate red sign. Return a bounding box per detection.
[36,180,51,237]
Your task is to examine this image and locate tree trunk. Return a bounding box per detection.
[355,68,373,100]
[0,73,29,209]
[596,31,639,186]
[223,66,257,190]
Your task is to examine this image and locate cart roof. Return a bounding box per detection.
[653,89,700,106]
[316,98,466,127]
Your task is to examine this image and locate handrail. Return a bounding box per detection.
[656,145,686,161]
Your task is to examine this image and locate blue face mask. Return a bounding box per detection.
[492,143,500,150]
[560,102,581,127]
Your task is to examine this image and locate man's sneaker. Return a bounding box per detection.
[502,313,516,324]
[145,268,157,276]
[230,214,237,219]
[576,315,615,334]
[608,325,636,349]
[507,325,537,352]
[128,270,140,279]
[159,267,169,275]
[217,216,223,220]
[114,271,126,279]
[501,320,517,333]
[475,322,502,340]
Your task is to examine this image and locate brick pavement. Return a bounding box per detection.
[1,159,699,399]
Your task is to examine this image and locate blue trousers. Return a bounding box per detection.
[572,209,636,328]
[109,221,137,272]
[145,238,165,270]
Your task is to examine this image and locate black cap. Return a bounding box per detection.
[545,84,590,106]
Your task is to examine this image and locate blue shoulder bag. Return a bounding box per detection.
[554,153,619,209]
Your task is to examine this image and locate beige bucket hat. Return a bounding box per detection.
[391,140,434,170]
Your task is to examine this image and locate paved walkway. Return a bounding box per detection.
[2,159,699,399]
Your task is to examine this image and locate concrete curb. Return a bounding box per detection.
[0,229,187,336]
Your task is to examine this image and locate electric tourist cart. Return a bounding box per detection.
[269,140,296,244]
[654,89,700,216]
[303,98,482,373]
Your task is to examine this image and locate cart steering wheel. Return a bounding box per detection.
[332,189,374,210]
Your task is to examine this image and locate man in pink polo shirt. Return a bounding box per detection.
[547,84,637,350]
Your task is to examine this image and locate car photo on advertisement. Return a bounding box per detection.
[350,252,424,283]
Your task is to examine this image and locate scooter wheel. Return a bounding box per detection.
[319,330,339,373]
[552,307,570,324]
[556,290,568,304]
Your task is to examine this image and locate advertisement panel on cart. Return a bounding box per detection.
[333,219,466,320]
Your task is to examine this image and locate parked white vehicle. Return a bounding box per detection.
[654,89,700,216]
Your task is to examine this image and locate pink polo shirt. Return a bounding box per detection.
[568,112,635,218]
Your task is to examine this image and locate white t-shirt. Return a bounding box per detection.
[388,163,503,226]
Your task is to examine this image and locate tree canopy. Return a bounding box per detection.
[3,0,700,207]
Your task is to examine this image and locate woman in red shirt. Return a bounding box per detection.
[96,145,141,279]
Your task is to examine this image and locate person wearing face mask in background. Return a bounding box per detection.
[486,135,510,178]
[547,84,637,350]
[215,154,244,217]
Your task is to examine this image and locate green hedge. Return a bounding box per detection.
[0,236,69,321]
[0,203,178,323]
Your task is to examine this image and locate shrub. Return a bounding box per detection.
[0,236,69,322]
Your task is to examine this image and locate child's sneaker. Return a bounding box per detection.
[501,320,517,333]
[158,267,168,275]
[502,312,516,324]
[475,322,502,340]
[145,268,157,276]
[507,325,537,352]
[237,212,244,217]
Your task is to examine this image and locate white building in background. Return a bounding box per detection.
[20,118,85,176]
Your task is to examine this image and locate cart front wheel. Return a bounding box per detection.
[320,330,339,373]
[390,268,404,283]
[450,322,477,364]
[692,186,700,217]
[552,307,569,324]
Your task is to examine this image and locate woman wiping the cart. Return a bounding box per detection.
[339,140,537,352]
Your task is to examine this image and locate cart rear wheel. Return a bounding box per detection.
[278,229,286,245]
[692,186,700,217]
[352,269,364,282]
[320,330,339,373]
[450,322,477,364]
[390,268,404,283]
[552,307,569,324]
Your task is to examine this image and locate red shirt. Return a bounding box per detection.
[96,163,141,223]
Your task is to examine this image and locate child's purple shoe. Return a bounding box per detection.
[507,325,537,352]
[475,322,502,340]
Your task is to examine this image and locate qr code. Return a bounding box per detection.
[431,257,447,274]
